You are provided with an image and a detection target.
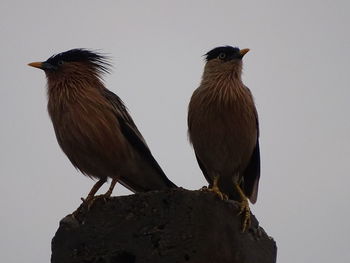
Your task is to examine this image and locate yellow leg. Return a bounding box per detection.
[103,177,118,198]
[205,176,228,200]
[234,182,251,232]
[72,178,107,216]
[81,178,106,204]
[81,178,118,210]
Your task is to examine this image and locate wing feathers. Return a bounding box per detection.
[103,89,176,189]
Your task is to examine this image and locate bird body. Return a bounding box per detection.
[188,46,260,204]
[29,49,175,200]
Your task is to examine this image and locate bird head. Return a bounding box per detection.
[28,49,110,81]
[204,46,249,76]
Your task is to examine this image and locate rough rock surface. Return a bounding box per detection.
[51,188,277,263]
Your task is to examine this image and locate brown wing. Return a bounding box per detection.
[242,86,260,203]
[102,88,177,189]
[188,91,210,185]
[194,153,213,186]
[243,140,260,203]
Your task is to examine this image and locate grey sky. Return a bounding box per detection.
[1,1,349,262]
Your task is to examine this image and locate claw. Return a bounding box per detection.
[200,185,208,191]
[207,186,228,200]
[202,176,228,200]
[75,177,119,212]
[238,198,251,232]
[81,194,109,210]
[234,181,251,232]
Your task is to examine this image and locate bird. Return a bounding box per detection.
[188,46,260,231]
[28,48,176,205]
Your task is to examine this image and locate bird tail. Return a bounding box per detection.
[118,168,177,193]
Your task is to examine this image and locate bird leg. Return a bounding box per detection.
[71,178,107,217]
[81,177,119,210]
[234,181,251,232]
[206,176,228,200]
[82,178,106,203]
[102,177,118,199]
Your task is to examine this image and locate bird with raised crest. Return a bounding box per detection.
[28,49,176,207]
[188,46,260,231]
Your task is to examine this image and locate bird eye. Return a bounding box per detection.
[58,60,64,66]
[218,52,226,59]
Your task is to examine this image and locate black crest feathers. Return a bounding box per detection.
[45,49,111,73]
[205,46,241,61]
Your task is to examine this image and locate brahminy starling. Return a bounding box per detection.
[188,46,260,231]
[28,49,176,204]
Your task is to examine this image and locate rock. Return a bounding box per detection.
[51,188,276,263]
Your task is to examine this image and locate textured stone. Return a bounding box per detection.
[51,188,276,263]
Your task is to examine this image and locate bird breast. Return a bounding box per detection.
[189,81,257,174]
[47,85,131,178]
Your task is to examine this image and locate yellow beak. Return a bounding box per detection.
[28,62,43,69]
[240,48,250,56]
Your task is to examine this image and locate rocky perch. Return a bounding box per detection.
[51,188,277,263]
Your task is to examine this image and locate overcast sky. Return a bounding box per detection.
[1,1,349,262]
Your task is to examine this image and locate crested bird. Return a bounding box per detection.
[28,49,176,205]
[188,46,260,231]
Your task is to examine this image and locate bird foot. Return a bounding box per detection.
[238,198,251,232]
[204,186,228,200]
[81,193,110,210]
[70,193,111,218]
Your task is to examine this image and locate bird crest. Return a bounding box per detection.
[46,49,111,74]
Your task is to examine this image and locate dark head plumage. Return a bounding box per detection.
[30,49,111,73]
[205,46,248,62]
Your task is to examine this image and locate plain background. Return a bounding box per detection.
[1,1,349,262]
